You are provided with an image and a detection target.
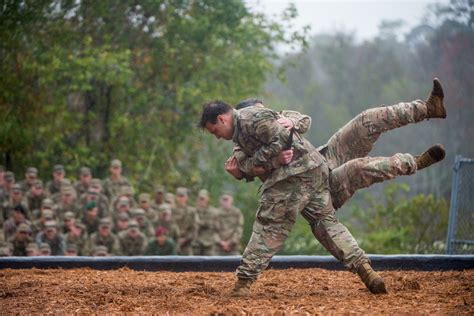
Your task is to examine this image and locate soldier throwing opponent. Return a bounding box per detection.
[199,79,446,296]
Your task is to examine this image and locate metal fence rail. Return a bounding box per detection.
[447,156,474,254]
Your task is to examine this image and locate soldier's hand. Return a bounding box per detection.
[224,156,244,179]
[278,149,294,165]
[252,166,266,175]
[277,117,294,129]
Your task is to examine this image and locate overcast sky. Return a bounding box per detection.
[246,0,449,42]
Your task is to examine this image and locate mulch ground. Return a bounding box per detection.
[0,268,472,314]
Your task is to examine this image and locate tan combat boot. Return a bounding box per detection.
[426,78,446,118]
[415,144,446,171]
[357,262,388,294]
[229,278,252,297]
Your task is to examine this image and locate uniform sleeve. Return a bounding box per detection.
[280,110,312,134]
[230,209,244,247]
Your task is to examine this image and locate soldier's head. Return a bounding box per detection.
[116,212,130,231]
[159,205,172,222]
[164,193,176,208]
[90,178,103,192]
[85,201,98,218]
[116,196,131,213]
[60,185,76,204]
[31,179,44,196]
[154,185,165,203]
[65,243,78,256]
[4,171,15,187]
[25,167,38,184]
[41,209,54,223]
[99,218,112,237]
[39,243,51,256]
[86,188,99,201]
[26,243,39,256]
[155,226,168,245]
[41,199,54,214]
[110,159,122,177]
[63,211,76,228]
[13,204,27,222]
[52,164,65,181]
[79,167,92,185]
[44,221,58,240]
[127,220,140,238]
[219,192,233,209]
[132,208,146,225]
[196,189,209,208]
[92,245,109,257]
[138,193,151,210]
[200,100,234,140]
[235,98,264,110]
[16,223,31,241]
[175,187,188,206]
[11,184,23,202]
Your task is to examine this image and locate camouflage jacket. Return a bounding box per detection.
[118,231,147,256]
[232,107,324,191]
[216,206,244,248]
[195,206,219,247]
[172,205,198,246]
[86,232,121,256]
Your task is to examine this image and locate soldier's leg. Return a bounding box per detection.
[323,79,445,170]
[233,177,308,295]
[301,165,387,294]
[330,153,417,209]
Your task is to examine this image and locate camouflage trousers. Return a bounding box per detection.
[322,100,426,208]
[236,165,367,281]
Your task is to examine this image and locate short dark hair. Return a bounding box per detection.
[199,100,232,128]
[235,98,263,110]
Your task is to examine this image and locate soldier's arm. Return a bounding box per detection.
[279,110,312,134]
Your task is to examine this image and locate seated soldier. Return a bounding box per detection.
[63,212,87,256]
[154,204,180,244]
[3,205,32,240]
[38,242,52,256]
[81,201,101,235]
[113,212,130,235]
[86,218,120,256]
[118,220,147,256]
[64,243,78,256]
[25,180,46,216]
[26,242,39,256]
[145,226,177,256]
[7,223,33,256]
[36,220,65,255]
[92,245,109,257]
[216,192,244,255]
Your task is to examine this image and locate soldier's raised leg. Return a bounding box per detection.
[322,79,445,170]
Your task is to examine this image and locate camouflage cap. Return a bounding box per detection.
[110,159,122,167]
[90,178,102,189]
[12,183,22,192]
[118,196,130,206]
[61,185,75,195]
[176,187,188,196]
[64,211,75,220]
[155,184,165,193]
[117,212,130,221]
[158,204,172,213]
[44,220,57,229]
[131,208,145,217]
[92,245,108,256]
[66,243,78,252]
[53,164,64,172]
[128,219,139,229]
[26,243,39,252]
[165,193,175,203]
[198,189,209,199]
[17,223,31,233]
[33,179,43,188]
[138,193,150,203]
[99,217,112,228]
[26,167,38,175]
[4,171,14,181]
[41,198,54,209]
[42,209,54,219]
[0,247,11,257]
[79,167,91,176]
[39,243,51,251]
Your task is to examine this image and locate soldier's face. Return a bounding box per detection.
[205,115,234,140]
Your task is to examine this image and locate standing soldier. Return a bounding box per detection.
[151,185,166,210]
[74,167,92,197]
[25,180,46,216]
[86,218,120,256]
[216,192,244,255]
[46,164,67,196]
[193,189,219,256]
[18,167,38,193]
[118,219,147,256]
[81,201,101,235]
[173,187,198,255]
[2,184,29,220]
[102,159,132,201]
[2,171,16,203]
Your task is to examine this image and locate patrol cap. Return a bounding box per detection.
[138,193,150,203]
[42,209,54,219]
[11,184,22,192]
[79,167,91,176]
[154,184,165,193]
[85,201,97,210]
[26,243,39,253]
[64,211,75,220]
[118,196,130,206]
[99,217,112,228]
[26,167,38,175]
[165,193,175,203]
[158,204,172,213]
[176,187,188,196]
[198,189,209,199]
[131,208,145,217]
[93,245,108,256]
[53,164,64,172]
[128,219,139,229]
[61,185,75,195]
[66,243,77,252]
[17,223,31,233]
[42,198,54,209]
[39,242,51,251]
[33,179,43,188]
[90,178,102,189]
[117,212,130,221]
[44,220,57,229]
[4,171,14,181]
[110,159,122,167]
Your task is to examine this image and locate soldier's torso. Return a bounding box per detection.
[119,232,145,255]
[217,207,241,240]
[196,206,218,245]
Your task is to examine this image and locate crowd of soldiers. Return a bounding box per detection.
[0,159,244,257]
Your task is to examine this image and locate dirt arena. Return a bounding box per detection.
[1,268,472,314]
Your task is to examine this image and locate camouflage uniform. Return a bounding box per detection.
[118,220,147,256]
[216,204,244,255]
[193,190,219,256]
[173,190,199,256]
[7,223,33,256]
[232,107,368,281]
[87,231,121,256]
[102,176,131,201]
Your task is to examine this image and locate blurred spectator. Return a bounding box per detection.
[46,164,66,196]
[155,204,180,243]
[63,212,87,255]
[0,246,11,257]
[25,180,46,216]
[2,183,29,220]
[36,220,65,255]
[151,185,166,210]
[92,245,109,256]
[81,201,100,235]
[193,189,218,256]
[145,226,176,256]
[7,223,33,256]
[64,243,78,256]
[86,218,120,256]
[18,167,38,193]
[31,208,55,237]
[164,192,176,209]
[3,171,16,202]
[113,212,130,235]
[131,208,154,238]
[102,159,131,200]
[173,187,198,256]
[138,193,158,223]
[113,196,131,220]
[4,205,32,240]
[56,185,79,222]
[216,193,244,255]
[74,167,92,197]
[78,186,108,219]
[26,242,39,256]
[38,242,51,256]
[118,220,146,256]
